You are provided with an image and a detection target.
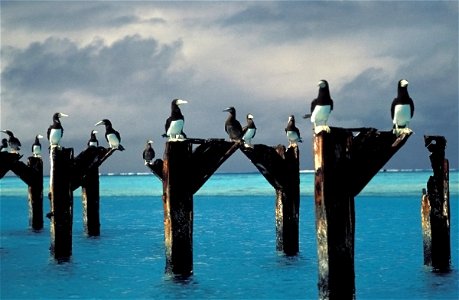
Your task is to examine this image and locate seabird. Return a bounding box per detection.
[242,113,257,148]
[95,119,125,151]
[391,79,414,136]
[1,130,21,153]
[32,134,43,157]
[304,80,334,134]
[163,99,188,141]
[87,130,99,148]
[1,138,9,152]
[285,115,302,147]
[47,112,68,148]
[142,140,155,165]
[223,107,243,142]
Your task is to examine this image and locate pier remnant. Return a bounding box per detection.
[0,153,44,230]
[147,139,238,277]
[422,135,450,272]
[313,127,412,299]
[240,144,300,255]
[72,146,116,236]
[49,147,74,261]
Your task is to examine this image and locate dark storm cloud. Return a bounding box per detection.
[1,1,457,173]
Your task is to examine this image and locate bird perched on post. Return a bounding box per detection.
[87,130,99,148]
[95,119,125,151]
[47,112,68,148]
[1,138,8,152]
[163,99,188,141]
[391,79,414,136]
[304,80,334,134]
[142,140,155,165]
[285,115,302,147]
[223,107,243,142]
[1,130,21,153]
[242,113,257,148]
[32,134,43,157]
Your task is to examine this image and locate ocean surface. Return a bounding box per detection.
[1,170,458,299]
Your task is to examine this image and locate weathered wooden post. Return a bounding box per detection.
[49,147,74,261]
[0,153,44,231]
[314,129,355,299]
[148,139,238,277]
[313,127,412,299]
[163,141,193,276]
[71,147,116,236]
[422,135,450,272]
[240,144,300,255]
[81,166,100,236]
[27,156,43,231]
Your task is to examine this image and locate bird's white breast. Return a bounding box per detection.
[33,145,41,154]
[311,105,331,125]
[286,131,299,141]
[243,128,256,140]
[393,104,411,126]
[49,129,62,145]
[107,134,120,147]
[167,120,184,136]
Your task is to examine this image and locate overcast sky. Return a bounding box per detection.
[1,1,458,174]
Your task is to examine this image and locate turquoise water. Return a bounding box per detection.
[1,171,458,299]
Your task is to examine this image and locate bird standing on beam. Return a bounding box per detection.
[163,99,188,141]
[391,79,414,136]
[304,80,334,134]
[223,107,243,142]
[32,134,43,157]
[95,119,125,151]
[87,130,99,148]
[47,112,68,148]
[285,115,302,147]
[242,113,256,148]
[1,130,22,153]
[143,140,155,165]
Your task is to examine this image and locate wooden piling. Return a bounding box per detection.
[49,147,74,261]
[314,129,355,299]
[240,144,300,255]
[162,141,194,276]
[27,157,43,231]
[423,135,450,272]
[81,166,100,236]
[72,146,116,236]
[152,139,238,277]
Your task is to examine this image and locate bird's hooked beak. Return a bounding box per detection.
[92,130,98,134]
[223,107,233,112]
[176,99,188,106]
[37,134,44,139]
[95,120,105,126]
[58,113,69,118]
[400,79,409,87]
[147,140,154,145]
[247,114,254,119]
[317,80,327,88]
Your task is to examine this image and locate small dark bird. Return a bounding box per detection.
[47,112,68,147]
[1,130,21,153]
[87,130,99,148]
[95,119,125,151]
[143,140,155,165]
[285,115,302,147]
[1,138,9,152]
[304,80,333,134]
[391,79,414,136]
[163,99,188,141]
[242,113,257,147]
[32,134,43,157]
[223,107,243,142]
